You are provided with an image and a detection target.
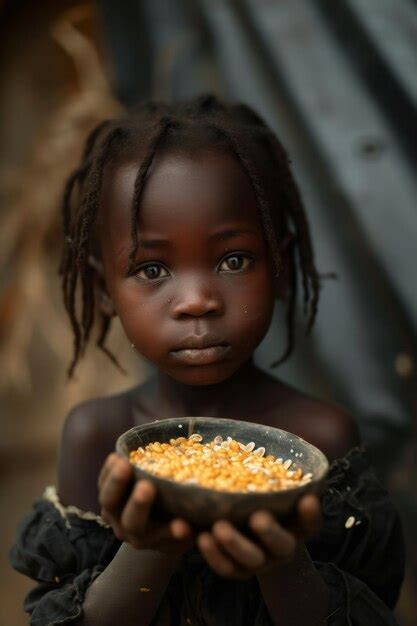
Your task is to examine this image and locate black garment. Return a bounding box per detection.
[10,448,404,625]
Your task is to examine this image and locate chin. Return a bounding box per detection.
[167,362,240,387]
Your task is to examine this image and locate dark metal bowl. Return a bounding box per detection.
[116,416,329,528]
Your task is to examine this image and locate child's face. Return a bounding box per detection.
[99,150,276,385]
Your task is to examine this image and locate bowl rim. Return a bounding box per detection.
[116,416,329,499]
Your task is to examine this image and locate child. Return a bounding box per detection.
[10,95,404,625]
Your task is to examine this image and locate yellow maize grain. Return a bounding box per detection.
[129,434,312,494]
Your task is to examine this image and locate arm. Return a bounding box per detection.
[256,546,329,626]
[197,494,327,625]
[58,407,193,626]
[198,448,404,626]
[78,544,180,626]
[253,409,358,623]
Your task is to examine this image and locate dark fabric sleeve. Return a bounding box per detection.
[306,447,405,625]
[315,563,399,625]
[244,564,399,626]
[9,498,121,626]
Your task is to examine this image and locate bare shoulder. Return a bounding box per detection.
[261,375,361,462]
[293,394,361,461]
[57,388,137,514]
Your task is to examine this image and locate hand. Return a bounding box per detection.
[98,453,195,555]
[197,494,321,580]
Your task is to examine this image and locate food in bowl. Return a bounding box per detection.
[117,417,327,526]
[129,433,313,493]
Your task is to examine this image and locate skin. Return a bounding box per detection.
[59,149,360,625]
[99,150,276,386]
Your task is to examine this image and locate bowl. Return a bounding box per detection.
[116,416,329,528]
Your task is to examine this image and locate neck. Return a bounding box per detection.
[152,360,259,419]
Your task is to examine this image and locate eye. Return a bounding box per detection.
[218,254,252,273]
[135,263,170,281]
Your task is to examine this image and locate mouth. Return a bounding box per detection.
[170,336,231,366]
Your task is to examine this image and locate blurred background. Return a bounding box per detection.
[1,1,415,624]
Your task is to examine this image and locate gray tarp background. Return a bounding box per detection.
[98,0,416,471]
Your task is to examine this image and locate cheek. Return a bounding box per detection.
[110,283,168,354]
[224,270,275,339]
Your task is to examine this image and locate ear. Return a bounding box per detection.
[274,234,294,300]
[88,255,117,317]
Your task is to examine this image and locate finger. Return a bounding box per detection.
[150,520,196,552]
[249,511,296,563]
[97,453,118,490]
[298,495,321,534]
[212,521,266,570]
[99,457,133,523]
[170,518,193,541]
[198,532,248,579]
[120,479,157,539]
[291,495,322,541]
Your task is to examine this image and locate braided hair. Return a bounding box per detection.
[60,94,320,376]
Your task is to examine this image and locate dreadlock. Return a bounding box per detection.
[60,94,320,376]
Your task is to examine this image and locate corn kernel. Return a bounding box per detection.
[129,434,311,493]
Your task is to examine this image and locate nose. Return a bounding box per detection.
[170,278,224,319]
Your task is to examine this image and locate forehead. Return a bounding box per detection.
[99,150,262,242]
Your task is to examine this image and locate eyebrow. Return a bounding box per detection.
[136,238,171,249]
[115,239,169,264]
[117,229,258,259]
[208,228,258,242]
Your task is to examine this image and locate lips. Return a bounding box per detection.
[170,335,231,365]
